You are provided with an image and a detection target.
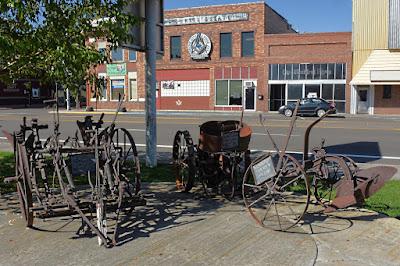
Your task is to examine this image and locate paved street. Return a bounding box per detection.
[1,107,400,166]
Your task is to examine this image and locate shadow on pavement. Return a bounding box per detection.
[325,141,381,163]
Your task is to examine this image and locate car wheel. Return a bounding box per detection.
[317,109,326,117]
[284,109,293,117]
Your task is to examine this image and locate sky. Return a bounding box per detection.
[164,0,352,33]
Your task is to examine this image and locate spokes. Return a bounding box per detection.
[243,153,310,231]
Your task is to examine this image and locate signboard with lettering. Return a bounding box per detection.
[165,12,249,26]
[251,156,276,185]
[107,63,127,76]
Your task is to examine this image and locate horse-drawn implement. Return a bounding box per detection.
[243,102,397,231]
[2,99,144,247]
[173,118,252,198]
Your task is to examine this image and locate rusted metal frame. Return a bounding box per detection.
[302,110,333,169]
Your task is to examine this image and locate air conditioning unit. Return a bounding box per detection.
[245,81,254,88]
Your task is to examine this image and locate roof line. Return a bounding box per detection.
[165,1,265,12]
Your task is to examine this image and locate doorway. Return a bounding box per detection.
[269,84,286,111]
[244,80,256,111]
[357,87,369,114]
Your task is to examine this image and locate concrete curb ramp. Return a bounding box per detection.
[0,183,399,265]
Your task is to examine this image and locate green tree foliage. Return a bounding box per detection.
[0,0,139,106]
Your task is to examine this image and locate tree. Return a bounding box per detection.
[0,0,139,108]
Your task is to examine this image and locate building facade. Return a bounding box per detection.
[87,1,352,113]
[351,0,400,115]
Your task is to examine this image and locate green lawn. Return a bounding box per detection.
[364,180,400,218]
[0,151,16,193]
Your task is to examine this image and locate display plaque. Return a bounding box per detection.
[251,156,276,185]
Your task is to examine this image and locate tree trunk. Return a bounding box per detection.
[75,95,80,109]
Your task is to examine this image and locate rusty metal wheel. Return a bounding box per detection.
[312,155,351,208]
[172,131,196,192]
[243,153,310,231]
[16,143,34,227]
[110,128,141,194]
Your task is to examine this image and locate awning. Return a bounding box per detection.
[350,49,400,85]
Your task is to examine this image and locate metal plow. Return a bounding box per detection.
[243,101,397,231]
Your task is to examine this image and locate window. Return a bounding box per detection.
[111,47,124,62]
[220,33,232,58]
[241,31,254,57]
[129,79,137,100]
[128,51,136,61]
[215,80,243,106]
[287,84,303,104]
[216,80,229,105]
[110,79,125,100]
[91,76,107,100]
[170,36,181,59]
[334,84,346,113]
[383,85,392,99]
[322,84,334,100]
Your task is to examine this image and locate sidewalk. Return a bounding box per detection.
[0,183,399,265]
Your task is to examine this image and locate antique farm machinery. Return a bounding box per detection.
[173,117,252,198]
[2,98,144,247]
[242,102,397,231]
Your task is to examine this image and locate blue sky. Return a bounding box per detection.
[164,0,352,33]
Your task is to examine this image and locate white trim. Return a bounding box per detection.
[350,85,357,114]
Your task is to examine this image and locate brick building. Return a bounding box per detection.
[87,1,352,113]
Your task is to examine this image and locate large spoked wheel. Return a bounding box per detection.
[312,155,350,207]
[16,144,34,227]
[172,131,196,192]
[110,128,141,194]
[243,153,310,231]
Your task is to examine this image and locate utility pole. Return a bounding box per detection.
[145,0,157,167]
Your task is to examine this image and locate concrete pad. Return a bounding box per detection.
[0,183,317,266]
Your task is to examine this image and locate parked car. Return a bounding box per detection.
[278,98,336,117]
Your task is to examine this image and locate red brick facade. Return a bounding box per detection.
[374,85,400,115]
[88,2,352,113]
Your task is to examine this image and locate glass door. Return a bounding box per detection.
[269,84,286,111]
[244,80,256,111]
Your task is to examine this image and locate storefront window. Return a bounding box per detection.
[287,84,303,100]
[328,64,335,79]
[305,84,320,98]
[220,33,232,58]
[285,64,293,80]
[111,79,125,100]
[170,36,181,59]
[229,80,243,105]
[269,63,346,81]
[322,84,334,100]
[111,47,123,62]
[292,64,300,80]
[334,84,346,113]
[215,80,243,106]
[241,31,254,57]
[216,80,229,105]
[129,79,137,100]
[335,64,343,80]
[320,64,328,80]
